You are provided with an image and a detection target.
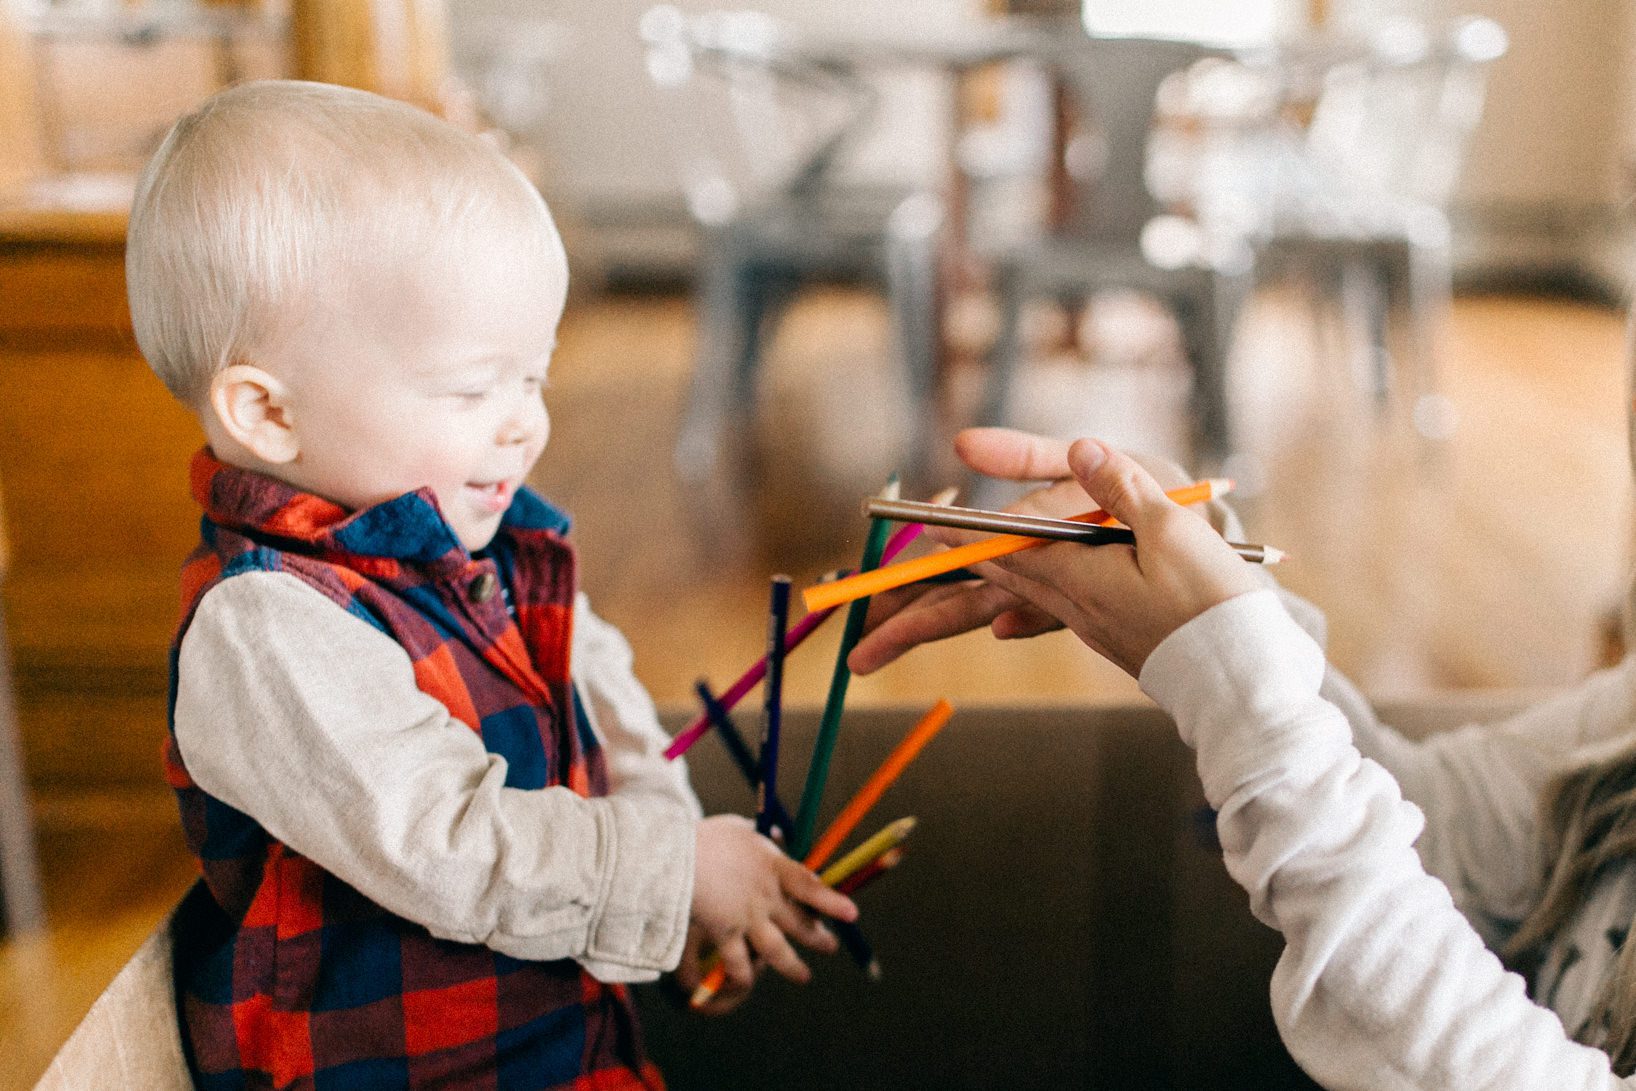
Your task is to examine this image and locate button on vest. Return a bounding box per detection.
[468,571,499,603]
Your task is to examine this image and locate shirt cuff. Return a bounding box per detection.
[580,798,696,982]
[1139,589,1339,805]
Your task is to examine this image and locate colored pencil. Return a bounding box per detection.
[756,577,792,837]
[817,816,916,886]
[789,476,901,858]
[865,498,1282,564]
[835,918,882,982]
[801,479,1232,613]
[804,700,952,871]
[663,488,954,761]
[835,846,904,897]
[694,680,794,836]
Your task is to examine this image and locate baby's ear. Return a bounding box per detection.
[208,365,299,464]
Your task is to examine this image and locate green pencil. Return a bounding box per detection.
[791,475,898,857]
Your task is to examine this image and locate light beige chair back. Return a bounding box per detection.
[34,911,191,1090]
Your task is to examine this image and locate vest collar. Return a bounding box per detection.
[189,448,570,564]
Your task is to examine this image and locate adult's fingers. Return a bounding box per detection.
[849,580,1022,675]
[991,603,1063,640]
[954,428,1073,482]
[1066,439,1176,537]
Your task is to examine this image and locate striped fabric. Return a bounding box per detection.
[165,450,664,1090]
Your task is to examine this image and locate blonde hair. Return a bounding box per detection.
[1505,744,1636,1073]
[127,80,559,403]
[1503,318,1636,1075]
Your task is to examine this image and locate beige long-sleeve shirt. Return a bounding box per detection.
[172,571,701,983]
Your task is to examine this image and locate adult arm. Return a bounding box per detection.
[1144,591,1628,1090]
[173,571,694,981]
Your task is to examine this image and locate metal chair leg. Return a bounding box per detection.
[0,601,44,937]
[884,194,944,486]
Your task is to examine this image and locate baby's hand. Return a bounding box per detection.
[687,815,857,1010]
[672,923,752,1014]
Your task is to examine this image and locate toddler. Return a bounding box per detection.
[127,80,853,1090]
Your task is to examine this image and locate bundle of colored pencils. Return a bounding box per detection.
[671,472,1255,1007]
[672,479,960,1007]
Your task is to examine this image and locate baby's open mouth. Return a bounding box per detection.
[467,480,513,512]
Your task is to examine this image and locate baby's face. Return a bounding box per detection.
[265,222,567,551]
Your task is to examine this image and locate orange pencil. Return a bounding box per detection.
[803,699,953,871]
[802,479,1232,613]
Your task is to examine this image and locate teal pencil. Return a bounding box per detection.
[791,475,898,858]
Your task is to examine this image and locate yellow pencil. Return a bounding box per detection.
[819,816,916,887]
[802,478,1232,613]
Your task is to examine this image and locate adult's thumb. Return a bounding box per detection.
[1066,438,1170,533]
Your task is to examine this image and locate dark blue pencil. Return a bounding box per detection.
[694,679,794,836]
[756,576,792,838]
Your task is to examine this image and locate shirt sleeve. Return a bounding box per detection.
[571,593,702,819]
[1140,590,1632,1091]
[172,571,695,982]
[1248,576,1636,936]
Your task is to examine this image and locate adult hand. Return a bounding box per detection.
[852,431,1258,678]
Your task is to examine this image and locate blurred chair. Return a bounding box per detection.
[979,33,1251,468]
[0,475,45,938]
[1249,16,1507,439]
[639,6,944,484]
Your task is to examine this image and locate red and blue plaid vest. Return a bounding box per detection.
[164,450,664,1090]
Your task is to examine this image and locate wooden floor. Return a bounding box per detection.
[2,287,1630,1086]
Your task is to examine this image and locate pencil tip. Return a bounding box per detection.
[1209,477,1235,496]
[866,960,883,982]
[1264,546,1288,565]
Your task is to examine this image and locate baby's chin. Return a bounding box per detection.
[450,510,504,553]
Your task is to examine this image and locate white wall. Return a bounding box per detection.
[450,0,985,217]
[1330,0,1635,288]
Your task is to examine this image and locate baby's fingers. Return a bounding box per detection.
[748,920,811,985]
[716,935,756,997]
[779,861,859,922]
[770,900,839,955]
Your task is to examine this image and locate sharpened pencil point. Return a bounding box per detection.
[1208,477,1235,497]
[865,959,883,982]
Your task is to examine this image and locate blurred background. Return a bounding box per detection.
[1,0,1634,1084]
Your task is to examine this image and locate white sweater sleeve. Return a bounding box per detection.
[173,571,695,982]
[1140,590,1631,1091]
